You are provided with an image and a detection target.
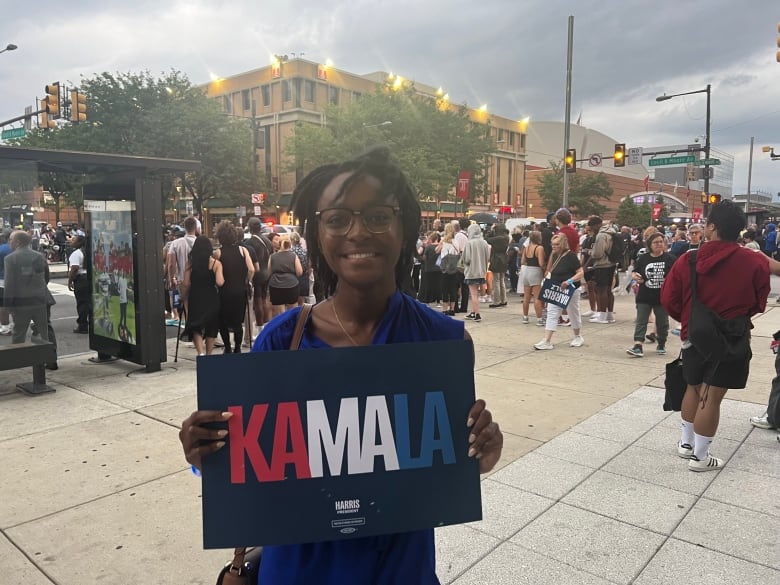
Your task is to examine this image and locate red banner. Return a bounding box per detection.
[652,203,662,220]
[693,208,702,222]
[456,171,471,200]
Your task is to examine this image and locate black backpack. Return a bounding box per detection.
[607,233,625,264]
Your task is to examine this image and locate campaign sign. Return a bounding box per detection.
[197,339,481,548]
[539,279,573,308]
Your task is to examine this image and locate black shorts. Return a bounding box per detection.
[269,285,298,306]
[682,344,751,389]
[0,286,4,307]
[592,266,615,288]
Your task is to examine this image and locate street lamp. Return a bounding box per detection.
[656,84,711,204]
[362,121,392,147]
[0,43,18,55]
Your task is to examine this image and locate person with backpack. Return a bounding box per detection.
[586,216,618,324]
[506,232,523,294]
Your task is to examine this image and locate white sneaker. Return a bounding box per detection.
[589,313,608,324]
[0,325,10,335]
[688,454,724,472]
[570,335,584,347]
[581,310,594,318]
[533,339,554,350]
[522,315,529,324]
[607,312,616,323]
[749,413,774,429]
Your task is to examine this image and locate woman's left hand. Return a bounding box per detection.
[560,280,569,289]
[467,399,503,473]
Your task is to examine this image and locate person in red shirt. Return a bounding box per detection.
[661,201,770,472]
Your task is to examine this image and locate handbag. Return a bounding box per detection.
[440,248,460,275]
[663,350,686,411]
[687,251,751,363]
[215,304,313,585]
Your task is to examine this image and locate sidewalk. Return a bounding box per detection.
[0,292,777,584]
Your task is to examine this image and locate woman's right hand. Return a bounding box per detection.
[179,410,233,471]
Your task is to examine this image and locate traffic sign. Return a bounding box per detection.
[692,158,721,166]
[628,147,642,165]
[588,153,602,167]
[1,127,26,140]
[648,155,695,167]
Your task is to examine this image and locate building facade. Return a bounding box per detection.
[203,57,528,226]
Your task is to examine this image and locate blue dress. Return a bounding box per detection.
[251,290,465,585]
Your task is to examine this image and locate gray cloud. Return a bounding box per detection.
[1,0,778,193]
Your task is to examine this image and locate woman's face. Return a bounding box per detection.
[649,236,665,255]
[317,172,402,293]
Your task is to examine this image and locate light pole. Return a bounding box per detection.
[0,43,17,55]
[656,84,711,203]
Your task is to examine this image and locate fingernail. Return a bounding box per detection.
[466,417,474,427]
[475,452,483,459]
[217,430,228,438]
[468,447,476,457]
[221,412,233,419]
[215,441,225,449]
[468,434,476,443]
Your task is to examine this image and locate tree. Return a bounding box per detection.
[615,197,644,227]
[284,86,494,202]
[16,70,259,214]
[536,162,611,218]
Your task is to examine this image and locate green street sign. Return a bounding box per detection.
[1,128,26,140]
[648,155,695,167]
[692,158,721,166]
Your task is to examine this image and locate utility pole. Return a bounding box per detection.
[746,136,754,215]
[562,15,574,208]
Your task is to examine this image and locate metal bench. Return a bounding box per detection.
[0,341,57,395]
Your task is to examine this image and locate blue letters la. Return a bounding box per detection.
[419,391,455,465]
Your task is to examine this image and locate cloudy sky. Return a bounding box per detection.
[1,0,778,197]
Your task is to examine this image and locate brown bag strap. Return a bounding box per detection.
[290,304,312,350]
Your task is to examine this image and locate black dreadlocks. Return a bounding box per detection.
[289,147,421,298]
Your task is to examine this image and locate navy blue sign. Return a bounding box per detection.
[197,339,482,548]
[539,279,574,308]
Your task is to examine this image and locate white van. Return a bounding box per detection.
[504,218,541,234]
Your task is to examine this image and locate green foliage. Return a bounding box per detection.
[16,70,258,213]
[284,87,494,201]
[536,161,611,218]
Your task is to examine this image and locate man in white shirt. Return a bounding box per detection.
[67,234,90,333]
[453,218,470,313]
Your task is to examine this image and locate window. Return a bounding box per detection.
[304,80,315,103]
[329,86,339,105]
[498,129,504,142]
[282,80,292,102]
[242,89,251,111]
[353,91,362,102]
[520,134,526,149]
[223,95,232,114]
[261,85,271,107]
[509,132,515,146]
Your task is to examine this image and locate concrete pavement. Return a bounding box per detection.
[0,291,777,584]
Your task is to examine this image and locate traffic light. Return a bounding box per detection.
[565,148,576,173]
[70,90,87,123]
[708,193,721,205]
[613,143,626,167]
[43,83,61,119]
[39,98,56,130]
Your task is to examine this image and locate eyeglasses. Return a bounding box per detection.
[315,205,400,236]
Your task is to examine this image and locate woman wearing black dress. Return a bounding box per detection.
[213,221,255,353]
[182,236,224,356]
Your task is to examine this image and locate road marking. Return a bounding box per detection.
[49,283,72,295]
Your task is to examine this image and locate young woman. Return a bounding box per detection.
[521,230,546,325]
[268,238,304,316]
[179,148,503,583]
[437,223,460,316]
[214,220,255,353]
[462,224,490,322]
[533,233,584,350]
[181,236,224,356]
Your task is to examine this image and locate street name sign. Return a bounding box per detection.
[648,156,695,167]
[1,128,26,140]
[692,158,721,166]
